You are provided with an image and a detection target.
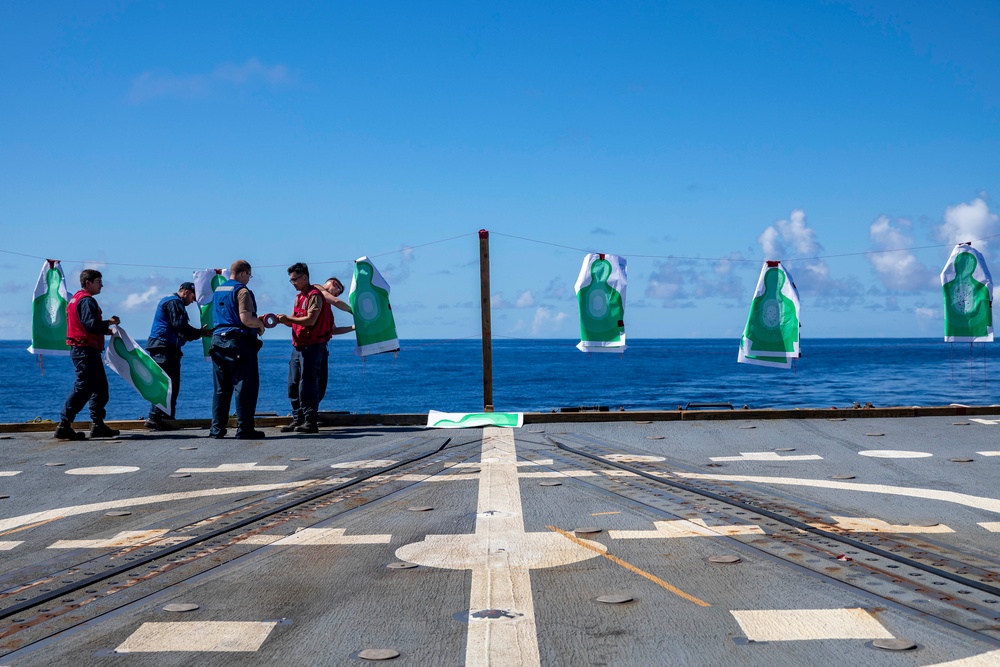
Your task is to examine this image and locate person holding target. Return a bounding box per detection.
[277,263,354,433]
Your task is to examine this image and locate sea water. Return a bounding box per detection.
[0,338,996,424]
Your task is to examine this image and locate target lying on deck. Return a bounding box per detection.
[426,410,524,428]
[575,253,627,353]
[193,269,229,359]
[941,244,993,343]
[28,260,70,356]
[349,256,399,357]
[104,325,172,414]
[738,261,801,369]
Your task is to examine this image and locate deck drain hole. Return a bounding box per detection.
[357,649,400,661]
[596,595,634,604]
[871,638,917,651]
[163,603,199,612]
[574,527,602,535]
[708,555,742,564]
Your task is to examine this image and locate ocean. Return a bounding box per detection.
[0,338,996,424]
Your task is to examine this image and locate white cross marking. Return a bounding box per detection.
[175,463,288,473]
[710,452,823,462]
[610,518,765,539]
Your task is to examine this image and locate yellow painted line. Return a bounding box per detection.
[546,525,710,607]
[0,516,62,538]
[591,511,621,516]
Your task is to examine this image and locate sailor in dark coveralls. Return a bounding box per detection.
[144,281,211,430]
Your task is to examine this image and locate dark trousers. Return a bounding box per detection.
[288,343,328,426]
[148,347,182,421]
[210,336,260,436]
[61,346,109,424]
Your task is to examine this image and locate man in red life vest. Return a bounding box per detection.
[55,269,121,440]
[277,263,355,433]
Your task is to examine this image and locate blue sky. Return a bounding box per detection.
[1,1,997,341]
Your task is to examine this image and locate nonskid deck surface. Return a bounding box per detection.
[1,417,1000,666]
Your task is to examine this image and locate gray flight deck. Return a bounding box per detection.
[2,411,1000,665]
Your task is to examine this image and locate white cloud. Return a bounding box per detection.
[381,246,414,284]
[867,215,935,291]
[128,58,295,104]
[515,290,535,308]
[915,307,939,320]
[645,257,744,305]
[757,209,857,297]
[937,197,997,249]
[531,307,570,335]
[120,286,159,310]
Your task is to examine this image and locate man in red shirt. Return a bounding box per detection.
[56,269,121,440]
[277,263,354,433]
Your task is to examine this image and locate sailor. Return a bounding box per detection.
[277,263,354,433]
[55,269,121,440]
[144,281,212,430]
[208,260,266,439]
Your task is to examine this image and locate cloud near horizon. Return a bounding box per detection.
[936,197,997,250]
[128,58,295,104]
[867,215,935,291]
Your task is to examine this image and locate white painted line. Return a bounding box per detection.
[0,481,317,533]
[268,528,391,545]
[731,608,894,641]
[397,473,482,482]
[976,451,1000,456]
[858,450,933,458]
[240,535,285,545]
[65,466,139,475]
[970,419,1000,425]
[518,470,599,478]
[925,649,1000,666]
[676,472,1000,514]
[610,519,764,539]
[815,516,954,534]
[604,454,665,463]
[710,452,823,462]
[396,428,605,667]
[330,460,397,469]
[0,541,23,550]
[0,471,20,477]
[978,522,1000,532]
[49,529,187,549]
[115,621,277,652]
[175,463,287,473]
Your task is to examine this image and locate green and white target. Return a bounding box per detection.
[349,255,400,357]
[28,260,70,356]
[941,244,993,342]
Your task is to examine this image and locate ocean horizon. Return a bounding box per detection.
[0,338,996,424]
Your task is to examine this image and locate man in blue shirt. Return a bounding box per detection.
[144,282,211,430]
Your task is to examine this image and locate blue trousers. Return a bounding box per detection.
[210,336,260,436]
[61,346,109,424]
[288,343,328,426]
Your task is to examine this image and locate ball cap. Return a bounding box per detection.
[179,281,196,292]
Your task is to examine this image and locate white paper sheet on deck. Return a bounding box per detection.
[28,260,70,356]
[104,325,172,414]
[940,244,993,342]
[575,253,627,353]
[427,410,524,428]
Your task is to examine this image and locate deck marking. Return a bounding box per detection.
[710,452,822,462]
[65,466,139,475]
[970,419,1000,425]
[0,471,20,477]
[609,518,764,539]
[925,649,1000,666]
[175,463,288,473]
[248,528,392,545]
[730,608,893,641]
[976,451,1000,456]
[519,470,599,478]
[978,522,1000,532]
[591,511,621,516]
[604,454,665,463]
[397,473,482,482]
[0,541,22,550]
[547,526,711,607]
[858,450,933,458]
[49,529,187,549]
[0,516,64,537]
[396,428,606,667]
[814,516,954,533]
[676,472,1000,514]
[115,621,277,652]
[330,459,397,469]
[0,481,317,533]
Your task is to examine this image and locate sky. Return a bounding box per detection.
[0,0,997,342]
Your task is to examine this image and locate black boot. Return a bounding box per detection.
[54,422,86,440]
[280,420,301,433]
[90,423,121,438]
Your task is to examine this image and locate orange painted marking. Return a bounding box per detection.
[547,525,711,607]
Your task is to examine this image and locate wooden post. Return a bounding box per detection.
[479,229,494,412]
